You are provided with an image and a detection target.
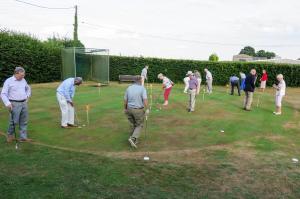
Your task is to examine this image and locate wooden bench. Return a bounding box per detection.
[119,75,138,83]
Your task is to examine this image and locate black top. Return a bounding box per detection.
[244,73,256,92]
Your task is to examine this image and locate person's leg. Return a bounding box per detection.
[125,109,135,135]
[196,79,201,95]
[208,80,212,93]
[67,103,75,125]
[164,87,172,105]
[191,89,196,111]
[237,82,241,96]
[230,82,234,95]
[57,93,69,127]
[131,109,145,139]
[7,102,22,141]
[188,90,192,111]
[19,102,29,140]
[244,91,248,109]
[246,92,253,110]
[141,76,145,87]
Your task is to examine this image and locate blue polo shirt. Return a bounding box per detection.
[124,84,147,109]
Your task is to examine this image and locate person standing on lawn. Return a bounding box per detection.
[188,72,199,112]
[183,71,192,93]
[56,77,83,128]
[273,74,286,115]
[243,69,257,111]
[141,65,149,87]
[259,69,268,92]
[229,75,241,96]
[240,72,246,90]
[157,73,174,106]
[1,67,32,143]
[204,68,213,94]
[194,70,202,95]
[124,75,149,148]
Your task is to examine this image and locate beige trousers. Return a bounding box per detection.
[244,91,254,110]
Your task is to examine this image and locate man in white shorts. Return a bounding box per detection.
[272,74,286,115]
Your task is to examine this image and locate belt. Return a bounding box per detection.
[130,107,144,109]
[189,88,196,90]
[10,99,26,103]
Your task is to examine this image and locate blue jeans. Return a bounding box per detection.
[8,101,28,139]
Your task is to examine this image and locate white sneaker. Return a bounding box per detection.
[274,112,282,115]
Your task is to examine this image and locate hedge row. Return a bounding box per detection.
[1,30,300,87]
[110,56,300,87]
[0,30,61,84]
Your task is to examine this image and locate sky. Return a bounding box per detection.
[1,0,300,60]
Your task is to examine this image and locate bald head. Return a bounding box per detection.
[74,77,83,85]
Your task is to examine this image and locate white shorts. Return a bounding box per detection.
[260,81,266,89]
[275,95,284,107]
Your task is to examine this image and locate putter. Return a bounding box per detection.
[86,105,90,126]
[10,110,18,150]
[256,90,264,107]
[143,115,150,161]
[74,110,82,128]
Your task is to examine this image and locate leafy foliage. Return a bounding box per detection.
[239,46,276,59]
[0,30,83,85]
[209,53,219,61]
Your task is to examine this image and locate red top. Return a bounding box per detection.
[261,73,268,81]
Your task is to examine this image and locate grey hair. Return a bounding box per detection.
[14,67,25,74]
[75,77,83,83]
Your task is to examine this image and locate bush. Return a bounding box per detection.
[110,56,300,87]
[0,30,62,84]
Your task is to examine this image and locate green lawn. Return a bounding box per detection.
[0,82,299,198]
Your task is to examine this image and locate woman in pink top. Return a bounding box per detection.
[157,73,173,106]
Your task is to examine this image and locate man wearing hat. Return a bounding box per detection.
[187,72,198,112]
[141,65,149,87]
[1,67,32,142]
[56,77,83,128]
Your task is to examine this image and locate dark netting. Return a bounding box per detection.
[61,48,109,84]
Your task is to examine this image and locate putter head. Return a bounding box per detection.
[15,144,18,150]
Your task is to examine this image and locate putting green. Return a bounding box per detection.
[0,82,299,162]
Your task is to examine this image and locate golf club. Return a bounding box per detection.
[86,105,90,126]
[202,88,206,101]
[10,110,18,150]
[74,109,82,128]
[256,90,264,107]
[143,114,150,161]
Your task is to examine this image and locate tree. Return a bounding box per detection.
[239,46,256,56]
[256,50,266,58]
[265,51,276,59]
[209,53,219,61]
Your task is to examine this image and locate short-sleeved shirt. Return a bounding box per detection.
[276,80,286,96]
[194,71,201,79]
[206,71,212,80]
[240,73,246,79]
[163,77,173,89]
[141,68,148,79]
[124,84,147,109]
[230,76,239,82]
[189,76,198,89]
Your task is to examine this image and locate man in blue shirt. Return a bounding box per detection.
[124,75,149,148]
[229,75,241,96]
[56,77,83,128]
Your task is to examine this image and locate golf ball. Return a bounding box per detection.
[143,156,150,161]
[220,130,225,133]
[82,124,86,127]
[292,158,299,163]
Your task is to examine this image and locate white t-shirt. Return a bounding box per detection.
[163,77,173,89]
[206,71,212,80]
[141,68,147,79]
[276,80,286,96]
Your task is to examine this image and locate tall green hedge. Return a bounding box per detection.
[0,30,61,84]
[110,56,300,87]
[1,30,300,87]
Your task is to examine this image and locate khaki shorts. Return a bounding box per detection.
[260,81,266,89]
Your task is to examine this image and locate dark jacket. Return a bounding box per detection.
[244,74,256,92]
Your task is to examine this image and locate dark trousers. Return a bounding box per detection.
[231,80,240,95]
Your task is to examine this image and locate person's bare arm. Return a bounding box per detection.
[124,100,128,110]
[144,99,148,108]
